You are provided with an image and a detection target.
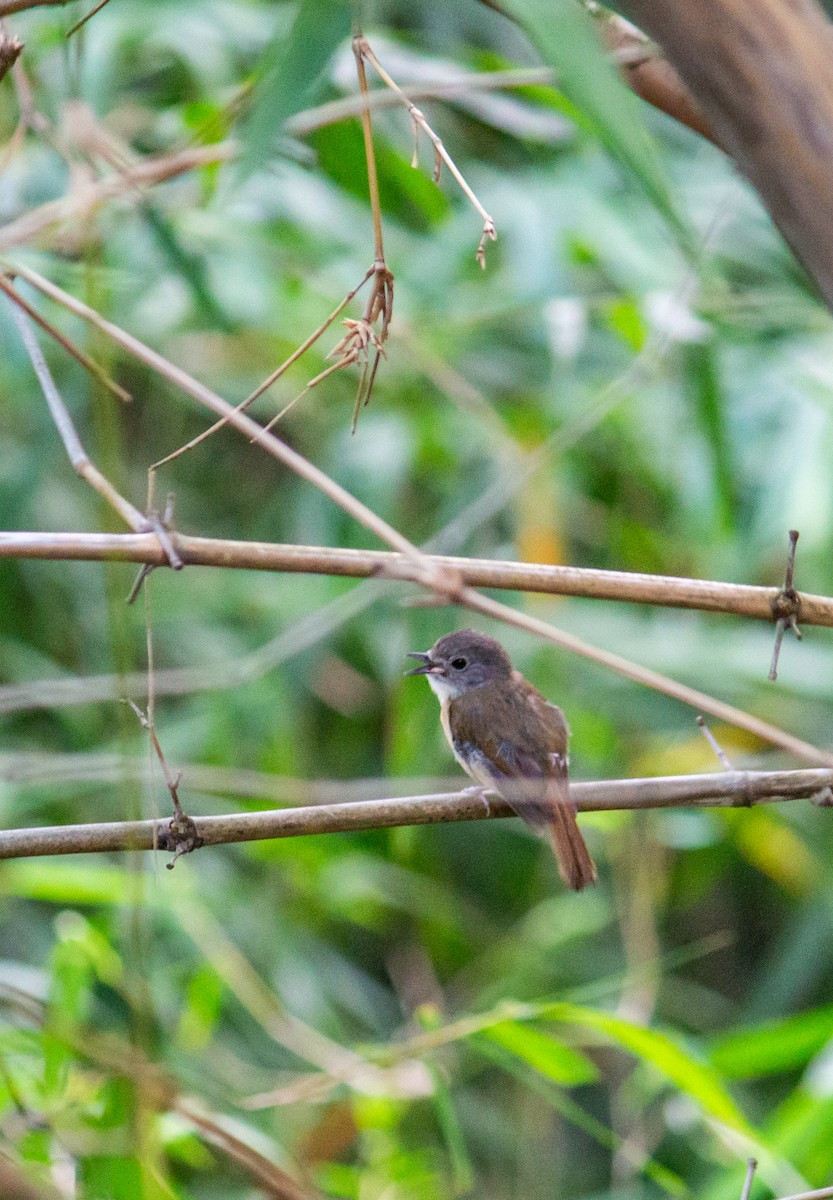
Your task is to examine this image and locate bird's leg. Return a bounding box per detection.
[461,784,491,815]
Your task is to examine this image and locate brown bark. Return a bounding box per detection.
[600,17,719,146]
[0,31,23,83]
[616,0,833,307]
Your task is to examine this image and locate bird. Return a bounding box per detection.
[406,629,597,891]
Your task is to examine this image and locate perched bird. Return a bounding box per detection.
[407,629,596,891]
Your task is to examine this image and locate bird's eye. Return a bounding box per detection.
[450,657,467,670]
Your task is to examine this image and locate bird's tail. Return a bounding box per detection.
[548,792,597,891]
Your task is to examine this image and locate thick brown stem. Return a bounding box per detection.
[617,0,833,307]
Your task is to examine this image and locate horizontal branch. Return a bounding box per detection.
[2,530,831,626]
[1,769,830,860]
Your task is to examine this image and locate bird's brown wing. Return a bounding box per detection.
[449,684,596,890]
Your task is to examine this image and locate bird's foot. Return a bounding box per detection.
[461,785,491,816]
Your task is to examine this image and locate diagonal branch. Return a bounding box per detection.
[3,268,825,762]
[459,588,831,766]
[3,260,436,573]
[3,297,148,531]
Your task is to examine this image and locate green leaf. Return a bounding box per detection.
[240,0,352,178]
[683,340,737,529]
[545,1003,751,1132]
[427,1066,475,1195]
[0,862,149,907]
[482,1020,599,1085]
[711,1006,833,1078]
[310,121,449,230]
[500,0,691,249]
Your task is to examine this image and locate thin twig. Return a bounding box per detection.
[152,266,375,470]
[353,34,385,267]
[124,699,202,866]
[0,274,132,403]
[174,1098,318,1200]
[739,1159,758,1200]
[696,715,733,771]
[342,33,395,428]
[356,35,496,265]
[0,768,831,859]
[65,0,111,37]
[4,296,148,531]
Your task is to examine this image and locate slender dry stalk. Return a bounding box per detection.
[152,266,375,470]
[0,275,131,403]
[4,299,148,530]
[1,768,830,859]
[3,260,434,571]
[355,35,496,265]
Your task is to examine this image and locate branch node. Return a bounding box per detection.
[160,812,203,868]
[127,496,184,603]
[769,530,802,681]
[812,787,833,807]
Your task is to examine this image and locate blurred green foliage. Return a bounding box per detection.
[2,0,833,1197]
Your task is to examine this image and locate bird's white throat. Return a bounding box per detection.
[426,674,463,702]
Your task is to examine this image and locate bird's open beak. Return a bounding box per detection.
[405,651,435,676]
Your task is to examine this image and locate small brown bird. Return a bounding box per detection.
[407,629,596,891]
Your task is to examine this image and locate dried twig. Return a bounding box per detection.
[697,715,733,772]
[4,296,148,531]
[65,0,111,37]
[355,35,497,266]
[0,768,831,860]
[347,34,395,429]
[153,266,376,469]
[0,274,131,403]
[124,699,202,866]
